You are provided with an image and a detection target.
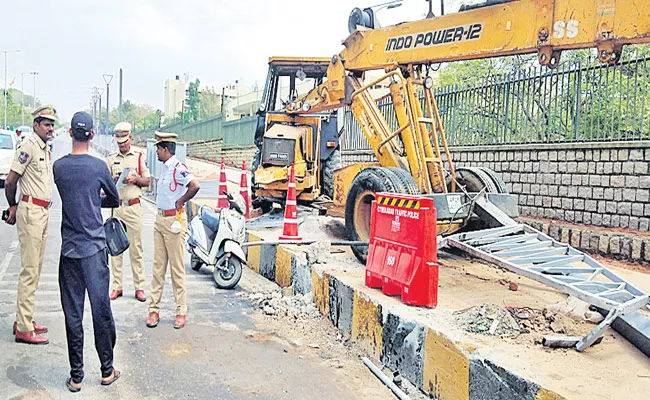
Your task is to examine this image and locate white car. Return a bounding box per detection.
[0,129,18,187]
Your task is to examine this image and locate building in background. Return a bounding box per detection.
[163,75,189,124]
[161,74,390,124]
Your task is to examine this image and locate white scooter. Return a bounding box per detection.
[186,192,247,289]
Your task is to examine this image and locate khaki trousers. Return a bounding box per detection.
[149,214,188,316]
[110,203,145,291]
[16,201,50,332]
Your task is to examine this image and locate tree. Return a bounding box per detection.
[199,86,220,118]
[0,89,36,128]
[186,79,200,123]
[99,99,162,133]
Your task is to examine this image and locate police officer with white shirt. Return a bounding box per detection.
[146,132,199,330]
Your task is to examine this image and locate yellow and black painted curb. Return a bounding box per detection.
[242,229,565,400]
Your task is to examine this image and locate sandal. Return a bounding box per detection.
[66,377,82,393]
[101,369,121,386]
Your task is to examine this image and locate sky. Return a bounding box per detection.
[1,0,467,123]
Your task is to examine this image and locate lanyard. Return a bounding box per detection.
[168,162,188,192]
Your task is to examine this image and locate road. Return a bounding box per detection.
[0,133,394,399]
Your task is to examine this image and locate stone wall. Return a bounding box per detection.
[447,142,650,233]
[343,142,650,233]
[341,142,650,264]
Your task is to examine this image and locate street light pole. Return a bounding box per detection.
[30,71,38,109]
[102,74,113,135]
[98,95,102,133]
[2,49,20,128]
[21,72,24,126]
[118,68,123,122]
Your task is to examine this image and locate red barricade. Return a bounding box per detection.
[365,193,438,308]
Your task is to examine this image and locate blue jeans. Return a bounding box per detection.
[59,248,116,383]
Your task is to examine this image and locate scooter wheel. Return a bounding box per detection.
[191,254,203,271]
[214,257,243,289]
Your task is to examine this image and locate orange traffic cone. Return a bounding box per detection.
[279,163,302,241]
[239,160,250,218]
[217,156,229,211]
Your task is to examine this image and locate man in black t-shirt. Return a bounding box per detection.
[53,111,121,392]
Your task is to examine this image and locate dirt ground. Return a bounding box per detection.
[237,268,425,400]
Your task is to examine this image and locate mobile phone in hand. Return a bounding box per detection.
[2,209,8,222]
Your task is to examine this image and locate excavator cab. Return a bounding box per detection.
[252,57,343,208]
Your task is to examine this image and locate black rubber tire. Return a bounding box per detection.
[345,167,405,263]
[383,167,421,195]
[214,257,243,289]
[190,252,203,271]
[321,147,342,199]
[453,167,498,193]
[477,167,509,194]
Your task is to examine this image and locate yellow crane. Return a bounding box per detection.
[253,0,650,261]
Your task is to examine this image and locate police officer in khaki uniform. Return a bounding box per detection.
[106,122,151,302]
[3,105,57,345]
[146,132,199,329]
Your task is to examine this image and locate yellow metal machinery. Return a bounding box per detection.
[258,0,650,261]
[254,114,324,201]
[252,57,342,206]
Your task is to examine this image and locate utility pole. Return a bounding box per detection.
[118,68,123,122]
[91,87,98,129]
[102,74,113,134]
[221,86,225,117]
[2,49,20,128]
[30,71,38,109]
[21,72,24,126]
[98,95,102,134]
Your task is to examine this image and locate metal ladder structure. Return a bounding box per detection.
[440,194,650,353]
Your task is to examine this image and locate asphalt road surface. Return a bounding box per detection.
[0,133,392,399]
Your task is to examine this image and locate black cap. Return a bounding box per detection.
[71,111,93,136]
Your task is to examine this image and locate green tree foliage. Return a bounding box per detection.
[0,89,40,128]
[97,100,162,133]
[186,79,200,123]
[199,86,220,118]
[416,45,650,145]
[162,81,221,126]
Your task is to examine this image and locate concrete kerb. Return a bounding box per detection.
[239,228,566,400]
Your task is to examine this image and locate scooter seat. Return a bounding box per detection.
[201,208,221,232]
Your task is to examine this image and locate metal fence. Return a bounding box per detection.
[132,115,256,147]
[342,56,650,151]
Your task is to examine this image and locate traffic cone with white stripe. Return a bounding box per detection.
[279,163,301,241]
[239,160,250,219]
[217,157,229,211]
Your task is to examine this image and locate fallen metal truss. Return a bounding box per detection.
[443,223,650,352]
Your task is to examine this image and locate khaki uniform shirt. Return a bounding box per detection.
[10,134,52,201]
[106,148,151,201]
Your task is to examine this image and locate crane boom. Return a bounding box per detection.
[287,0,650,114]
[342,0,650,70]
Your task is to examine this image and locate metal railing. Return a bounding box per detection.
[132,115,257,147]
[342,56,650,150]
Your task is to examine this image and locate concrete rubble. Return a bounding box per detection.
[455,304,522,338]
[245,290,321,319]
[547,296,605,324]
[304,241,332,264]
